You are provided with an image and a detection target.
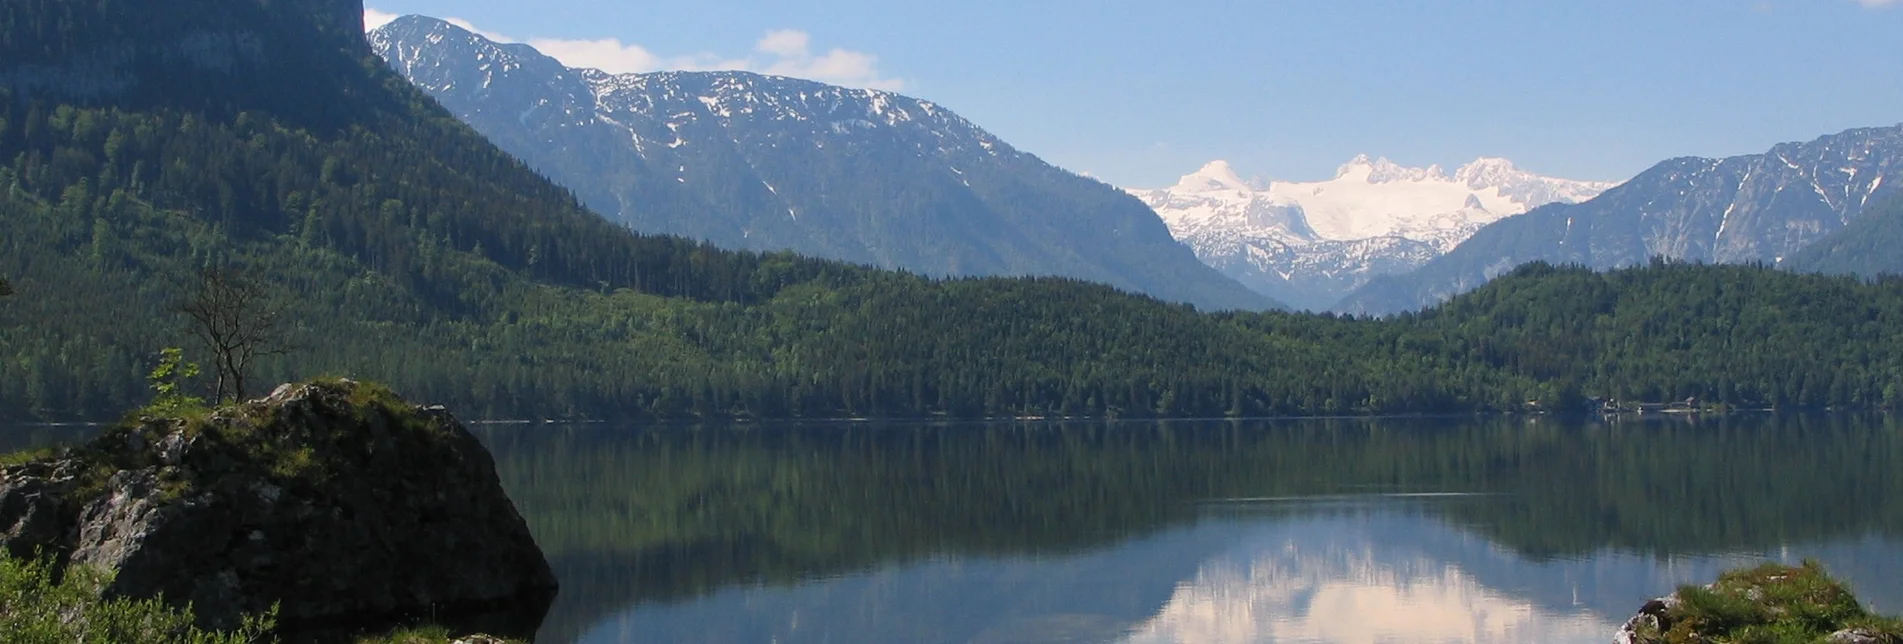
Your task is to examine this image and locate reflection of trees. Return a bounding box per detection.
[473,415,1903,641]
[1440,414,1903,558]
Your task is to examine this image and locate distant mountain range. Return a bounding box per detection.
[1130,157,1615,310]
[369,16,1276,311]
[1340,125,1903,315]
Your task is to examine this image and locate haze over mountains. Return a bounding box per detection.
[1341,125,1903,315]
[368,15,1276,312]
[1131,157,1615,310]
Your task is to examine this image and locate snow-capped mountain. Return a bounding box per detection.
[1340,124,1903,316]
[369,15,1276,312]
[1131,157,1617,310]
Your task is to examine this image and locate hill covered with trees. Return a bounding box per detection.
[3,0,1903,421]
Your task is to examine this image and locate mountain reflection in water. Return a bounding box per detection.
[10,414,1902,643]
[458,414,1903,643]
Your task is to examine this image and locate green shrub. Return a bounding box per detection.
[0,551,274,643]
[144,347,209,418]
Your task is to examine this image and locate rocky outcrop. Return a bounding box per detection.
[1613,594,1679,644]
[0,380,556,634]
[1615,562,1902,644]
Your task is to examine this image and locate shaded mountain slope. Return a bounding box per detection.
[1784,193,1903,277]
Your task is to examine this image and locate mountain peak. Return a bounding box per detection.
[1455,157,1529,188]
[1173,160,1253,193]
[1336,156,1447,184]
[1140,155,1623,310]
[369,20,1278,311]
[381,13,453,35]
[1335,154,1378,178]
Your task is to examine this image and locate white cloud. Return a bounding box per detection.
[362,8,904,90]
[364,8,399,31]
[753,31,902,90]
[1858,0,1897,6]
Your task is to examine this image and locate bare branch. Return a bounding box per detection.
[177,268,293,403]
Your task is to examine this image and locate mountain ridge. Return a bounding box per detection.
[369,15,1278,312]
[1338,124,1903,315]
[1131,156,1615,310]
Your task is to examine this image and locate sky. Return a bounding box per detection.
[360,1,1903,188]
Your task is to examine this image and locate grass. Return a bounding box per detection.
[1645,561,1903,644]
[0,378,450,509]
[0,447,58,467]
[0,549,513,643]
[0,550,274,643]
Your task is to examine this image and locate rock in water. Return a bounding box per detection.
[1613,595,1678,644]
[1611,562,1903,644]
[0,380,556,633]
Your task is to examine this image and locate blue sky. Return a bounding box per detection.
[362,1,1903,188]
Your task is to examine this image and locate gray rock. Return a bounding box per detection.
[0,380,556,635]
[1828,628,1892,644]
[1613,594,1680,644]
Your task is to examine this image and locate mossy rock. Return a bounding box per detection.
[0,379,555,637]
[1618,561,1903,644]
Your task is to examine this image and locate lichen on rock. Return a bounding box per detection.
[0,379,556,635]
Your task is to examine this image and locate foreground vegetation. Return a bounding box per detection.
[1629,561,1903,644]
[0,551,272,643]
[0,552,514,644]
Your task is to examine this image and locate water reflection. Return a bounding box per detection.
[9,413,1903,643]
[472,414,1903,643]
[1122,510,1618,644]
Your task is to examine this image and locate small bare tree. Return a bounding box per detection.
[178,268,291,403]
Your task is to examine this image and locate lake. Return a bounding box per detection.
[12,414,1903,643]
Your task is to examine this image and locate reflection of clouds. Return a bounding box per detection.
[565,499,1903,644]
[1121,538,1616,644]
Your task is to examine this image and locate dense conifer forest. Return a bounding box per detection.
[3,0,1903,422]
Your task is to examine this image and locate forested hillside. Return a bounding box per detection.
[1785,193,1903,277]
[3,0,1903,422]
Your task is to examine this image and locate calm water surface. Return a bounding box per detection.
[14,414,1903,643]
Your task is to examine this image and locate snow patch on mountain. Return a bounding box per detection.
[1131,158,1619,310]
[368,15,1279,311]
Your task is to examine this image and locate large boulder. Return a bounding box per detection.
[0,380,556,633]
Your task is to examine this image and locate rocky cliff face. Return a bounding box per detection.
[0,0,376,131]
[0,380,556,634]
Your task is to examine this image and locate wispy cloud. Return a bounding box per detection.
[362,8,905,90]
[1857,0,1897,7]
